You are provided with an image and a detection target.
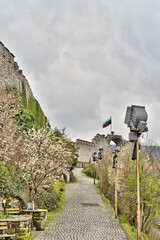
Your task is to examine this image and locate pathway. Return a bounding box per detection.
[35,168,127,240]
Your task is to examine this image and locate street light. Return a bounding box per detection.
[2,199,6,215]
[98,147,103,160]
[92,152,97,185]
[98,147,103,191]
[112,145,121,219]
[124,105,148,240]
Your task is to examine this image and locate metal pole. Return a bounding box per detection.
[110,116,112,134]
[94,161,96,185]
[2,200,6,215]
[136,139,141,240]
[3,206,6,215]
[115,160,118,218]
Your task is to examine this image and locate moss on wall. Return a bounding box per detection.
[14,83,46,130]
[22,82,27,108]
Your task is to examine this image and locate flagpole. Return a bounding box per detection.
[110,116,112,134]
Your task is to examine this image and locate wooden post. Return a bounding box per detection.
[136,139,141,240]
[115,160,118,219]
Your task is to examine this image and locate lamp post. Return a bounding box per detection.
[92,152,97,185]
[124,105,148,240]
[2,199,6,215]
[112,145,120,219]
[98,147,103,192]
[136,138,141,239]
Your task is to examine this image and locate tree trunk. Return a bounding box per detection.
[29,186,32,202]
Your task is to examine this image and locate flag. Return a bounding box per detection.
[102,117,111,128]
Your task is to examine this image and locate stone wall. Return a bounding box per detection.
[0,197,22,209]
[0,216,32,240]
[76,139,95,163]
[20,209,47,227]
[0,41,33,99]
[76,133,125,164]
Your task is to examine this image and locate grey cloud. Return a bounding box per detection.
[0,0,160,142]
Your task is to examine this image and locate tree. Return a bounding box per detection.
[100,142,160,234]
[0,89,22,165]
[0,162,13,198]
[0,162,27,207]
[17,123,75,200]
[117,144,160,233]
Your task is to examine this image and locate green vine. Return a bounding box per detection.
[22,82,27,107]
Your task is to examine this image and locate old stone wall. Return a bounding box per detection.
[0,41,33,98]
[76,139,95,163]
[0,197,21,209]
[92,134,111,152]
[20,209,47,227]
[0,216,32,240]
[76,134,111,163]
[76,133,124,163]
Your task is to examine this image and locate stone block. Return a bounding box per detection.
[7,228,15,234]
[17,228,28,235]
[36,220,45,231]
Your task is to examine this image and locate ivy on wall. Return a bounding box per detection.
[15,83,46,130]
[22,81,27,108]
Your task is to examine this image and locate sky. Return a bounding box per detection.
[0,0,160,143]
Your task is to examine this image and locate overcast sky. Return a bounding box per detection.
[0,0,160,143]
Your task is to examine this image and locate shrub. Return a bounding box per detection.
[100,144,160,235]
[34,191,60,212]
[0,213,11,219]
[82,164,94,178]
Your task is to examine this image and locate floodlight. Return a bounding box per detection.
[124,107,132,127]
[124,105,148,133]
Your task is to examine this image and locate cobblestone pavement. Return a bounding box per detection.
[35,168,127,240]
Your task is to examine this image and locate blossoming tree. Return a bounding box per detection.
[17,123,75,200]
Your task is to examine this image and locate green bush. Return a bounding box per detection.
[82,165,94,178]
[34,191,60,212]
[0,213,11,219]
[15,108,35,130]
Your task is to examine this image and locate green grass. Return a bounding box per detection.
[94,183,114,214]
[0,213,11,219]
[122,222,149,240]
[94,183,149,240]
[44,181,66,227]
[69,175,77,183]
[82,165,94,178]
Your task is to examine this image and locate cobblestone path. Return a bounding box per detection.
[35,168,127,240]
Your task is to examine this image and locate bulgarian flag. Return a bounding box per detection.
[102,117,112,128]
